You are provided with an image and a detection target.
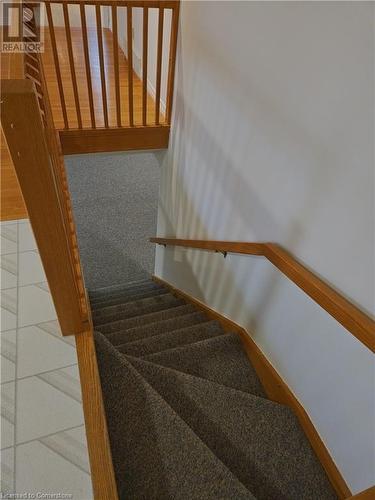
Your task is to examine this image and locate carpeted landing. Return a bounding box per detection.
[90,278,337,500]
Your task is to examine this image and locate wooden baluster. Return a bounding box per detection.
[111,5,121,127]
[96,4,109,128]
[45,2,68,129]
[80,3,96,128]
[35,53,84,311]
[63,3,82,129]
[155,6,164,125]
[127,4,134,127]
[142,6,148,126]
[166,2,180,125]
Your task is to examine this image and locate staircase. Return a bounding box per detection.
[90,278,337,499]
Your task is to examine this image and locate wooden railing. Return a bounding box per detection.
[33,0,180,153]
[1,76,89,334]
[1,11,118,495]
[150,238,375,353]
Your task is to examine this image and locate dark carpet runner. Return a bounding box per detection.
[90,278,337,500]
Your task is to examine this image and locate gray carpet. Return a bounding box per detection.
[65,151,162,289]
[91,279,337,500]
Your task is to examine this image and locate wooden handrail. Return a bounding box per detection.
[150,237,375,353]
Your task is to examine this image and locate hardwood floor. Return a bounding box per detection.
[1,53,28,221]
[42,27,163,130]
[1,27,163,220]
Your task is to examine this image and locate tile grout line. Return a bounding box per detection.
[38,439,90,476]
[13,424,85,449]
[13,219,20,492]
[36,321,76,347]
[35,372,82,404]
[16,362,78,382]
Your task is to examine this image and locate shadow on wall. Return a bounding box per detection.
[154,4,374,493]
[155,31,348,336]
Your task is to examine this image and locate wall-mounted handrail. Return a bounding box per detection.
[150,238,375,353]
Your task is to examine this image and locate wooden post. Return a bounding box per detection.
[1,79,88,335]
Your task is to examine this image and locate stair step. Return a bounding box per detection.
[93,278,335,498]
[106,311,208,345]
[89,278,153,299]
[144,333,266,397]
[128,354,336,500]
[89,282,163,304]
[91,288,169,310]
[117,320,224,357]
[93,295,185,326]
[97,304,197,335]
[94,331,255,500]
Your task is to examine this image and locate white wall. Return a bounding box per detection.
[155,1,375,494]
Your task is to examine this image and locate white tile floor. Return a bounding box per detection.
[1,219,94,499]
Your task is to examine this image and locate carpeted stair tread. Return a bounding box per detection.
[106,311,209,346]
[89,279,154,299]
[94,331,256,500]
[93,294,185,326]
[96,304,197,335]
[144,333,266,396]
[117,320,224,357]
[89,282,165,304]
[90,287,169,310]
[127,354,336,500]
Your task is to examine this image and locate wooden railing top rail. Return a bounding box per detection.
[150,238,375,353]
[41,0,179,6]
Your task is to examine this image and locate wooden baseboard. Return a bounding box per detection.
[152,275,352,499]
[59,125,170,155]
[348,486,375,499]
[75,328,119,500]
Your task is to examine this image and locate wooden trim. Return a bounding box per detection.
[75,325,118,500]
[152,275,352,499]
[348,486,375,499]
[1,80,88,335]
[59,125,170,154]
[150,238,375,352]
